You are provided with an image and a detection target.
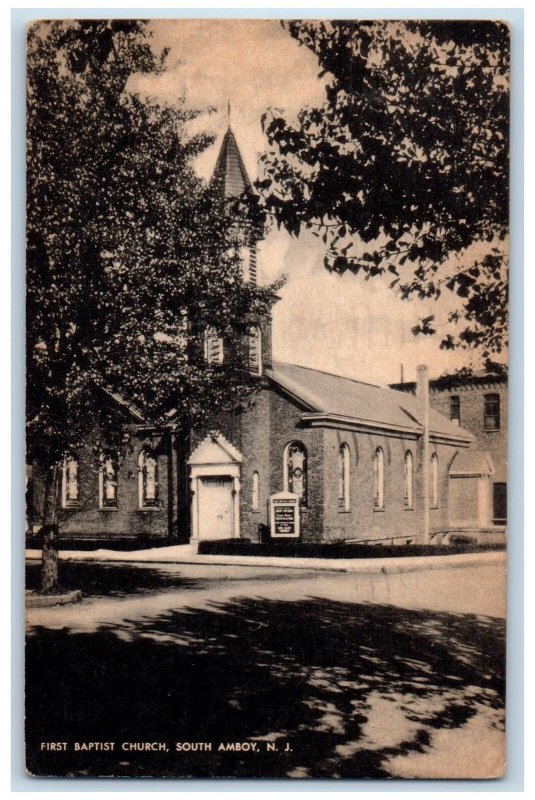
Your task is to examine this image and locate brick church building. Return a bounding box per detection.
[28,127,505,548]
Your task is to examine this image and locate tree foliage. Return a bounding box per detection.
[257,20,509,358]
[27,21,274,502]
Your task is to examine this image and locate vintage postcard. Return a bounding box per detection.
[25,18,508,779]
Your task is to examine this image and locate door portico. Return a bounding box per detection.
[188,432,242,541]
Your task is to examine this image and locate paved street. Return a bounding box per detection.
[25,560,505,779]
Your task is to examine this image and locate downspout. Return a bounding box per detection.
[417,365,430,544]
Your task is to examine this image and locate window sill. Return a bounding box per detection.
[61,505,79,511]
[374,507,385,513]
[137,507,161,512]
[483,428,500,433]
[251,509,261,514]
[338,508,351,514]
[404,506,414,511]
[99,507,118,512]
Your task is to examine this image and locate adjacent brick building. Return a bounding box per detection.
[28,127,505,548]
[390,372,507,533]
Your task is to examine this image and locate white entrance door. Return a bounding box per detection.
[198,477,234,539]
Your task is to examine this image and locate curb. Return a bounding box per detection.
[25,589,83,608]
[25,548,506,575]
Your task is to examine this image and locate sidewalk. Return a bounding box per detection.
[25,544,506,575]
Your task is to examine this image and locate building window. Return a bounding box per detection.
[450,395,460,425]
[374,447,384,510]
[251,471,260,511]
[484,393,500,430]
[138,449,158,508]
[248,326,262,375]
[430,453,439,508]
[284,441,307,507]
[203,327,224,365]
[404,450,413,509]
[338,443,350,510]
[61,455,79,509]
[99,452,118,509]
[493,483,507,525]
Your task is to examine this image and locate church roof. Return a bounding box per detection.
[267,362,474,443]
[211,127,252,198]
[449,451,494,476]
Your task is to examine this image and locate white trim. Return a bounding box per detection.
[188,433,242,541]
[301,412,473,445]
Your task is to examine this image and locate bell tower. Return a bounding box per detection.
[211,120,275,371]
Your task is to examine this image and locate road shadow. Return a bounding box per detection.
[25,561,210,598]
[26,596,505,778]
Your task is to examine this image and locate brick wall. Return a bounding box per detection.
[31,424,172,544]
[428,382,508,483]
[268,388,325,542]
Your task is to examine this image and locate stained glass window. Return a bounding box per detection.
[252,471,259,511]
[99,452,118,508]
[138,449,158,508]
[338,443,350,510]
[285,442,307,507]
[430,453,439,508]
[404,450,413,509]
[374,447,384,509]
[62,455,79,508]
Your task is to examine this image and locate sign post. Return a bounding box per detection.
[269,491,300,539]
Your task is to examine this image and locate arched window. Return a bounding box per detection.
[203,327,224,365]
[99,452,118,509]
[284,441,307,507]
[338,443,350,510]
[430,453,439,508]
[61,454,79,509]
[251,471,260,511]
[248,326,262,375]
[138,449,158,508]
[374,447,385,510]
[404,450,413,509]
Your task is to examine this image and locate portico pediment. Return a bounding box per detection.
[188,431,242,466]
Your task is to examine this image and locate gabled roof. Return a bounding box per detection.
[188,431,243,465]
[267,362,474,443]
[449,451,494,477]
[97,384,147,423]
[211,127,252,198]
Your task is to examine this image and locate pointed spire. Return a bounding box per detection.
[211,117,252,198]
[227,98,231,129]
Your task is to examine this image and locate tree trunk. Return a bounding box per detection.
[40,464,60,593]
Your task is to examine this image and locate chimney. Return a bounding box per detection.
[417,365,430,544]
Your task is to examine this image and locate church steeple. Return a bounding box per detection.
[212,125,252,199]
[209,117,274,371]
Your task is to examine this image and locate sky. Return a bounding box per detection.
[131,19,488,387]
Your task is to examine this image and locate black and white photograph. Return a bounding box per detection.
[24,17,509,779]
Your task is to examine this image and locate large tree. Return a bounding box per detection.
[258,20,509,360]
[27,20,273,590]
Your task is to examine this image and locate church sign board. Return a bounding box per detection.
[269,491,300,538]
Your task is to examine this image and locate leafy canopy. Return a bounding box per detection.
[257,20,509,360]
[27,20,274,467]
